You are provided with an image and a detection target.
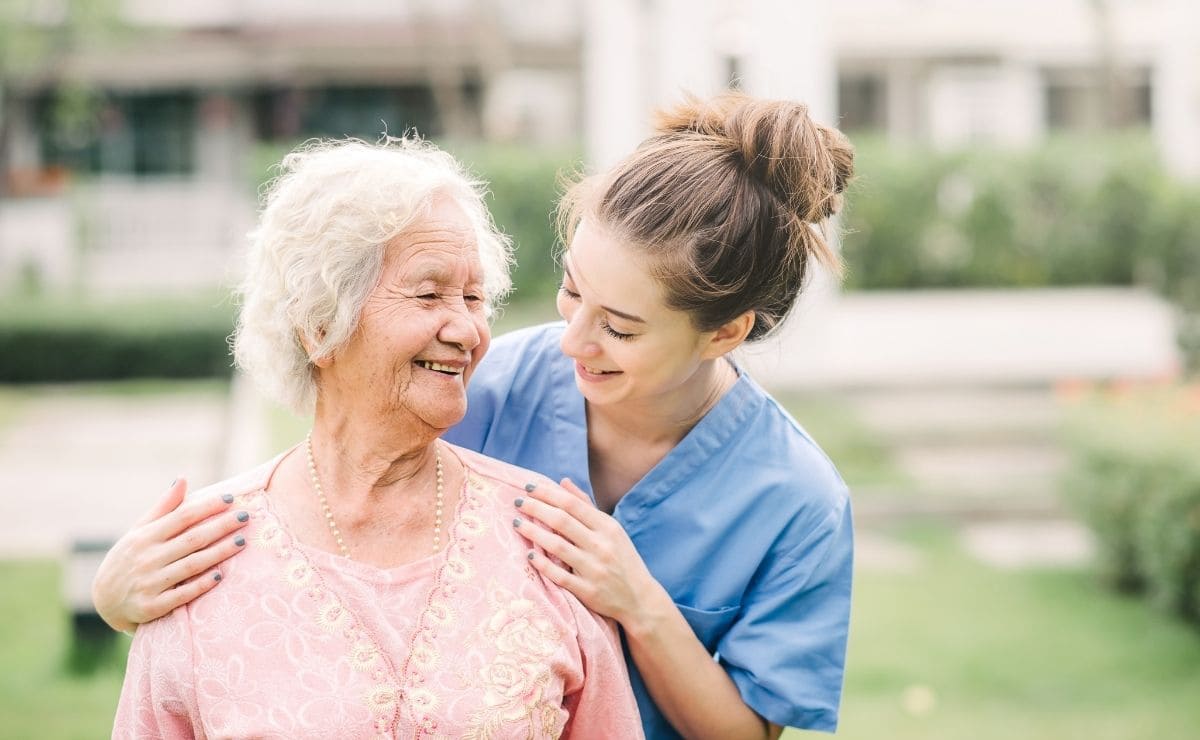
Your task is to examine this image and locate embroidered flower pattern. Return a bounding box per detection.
[466,585,564,737]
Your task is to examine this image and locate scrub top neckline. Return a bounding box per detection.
[552,346,764,537]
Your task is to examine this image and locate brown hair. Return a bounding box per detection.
[559,91,854,341]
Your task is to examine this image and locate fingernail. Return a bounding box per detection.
[513,517,522,528]
[236,511,249,522]
[213,572,222,582]
[527,551,535,560]
[524,483,536,492]
[234,535,246,547]
[514,497,524,508]
[221,493,234,504]
[170,478,178,489]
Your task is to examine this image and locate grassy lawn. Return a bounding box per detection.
[0,560,130,740]
[786,527,1200,740]
[5,527,1197,737]
[0,386,28,435]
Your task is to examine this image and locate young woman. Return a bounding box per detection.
[94,92,855,739]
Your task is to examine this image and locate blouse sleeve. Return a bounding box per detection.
[112,608,199,739]
[718,496,854,732]
[560,599,644,738]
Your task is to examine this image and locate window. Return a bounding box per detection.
[1044,67,1152,131]
[252,85,440,142]
[838,72,887,132]
[37,91,197,176]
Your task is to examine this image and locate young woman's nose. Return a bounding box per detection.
[559,307,600,359]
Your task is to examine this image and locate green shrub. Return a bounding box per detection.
[0,295,235,382]
[842,133,1200,307]
[1063,387,1200,625]
[447,142,581,304]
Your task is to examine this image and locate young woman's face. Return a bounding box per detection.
[555,221,717,408]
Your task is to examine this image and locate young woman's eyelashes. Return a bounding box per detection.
[559,285,637,342]
[599,319,635,341]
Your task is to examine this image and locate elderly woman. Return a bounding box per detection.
[112,139,642,738]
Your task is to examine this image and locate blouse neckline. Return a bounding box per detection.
[252,441,472,586]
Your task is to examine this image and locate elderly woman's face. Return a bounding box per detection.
[325,195,490,431]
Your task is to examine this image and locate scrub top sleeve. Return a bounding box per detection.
[718,496,854,732]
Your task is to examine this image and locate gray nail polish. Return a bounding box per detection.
[513,517,521,528]
[222,493,234,504]
[236,511,249,522]
[524,483,536,492]
[170,478,178,489]
[234,535,246,547]
[213,572,222,582]
[527,551,535,560]
[514,497,524,508]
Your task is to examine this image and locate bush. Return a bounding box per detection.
[1063,385,1200,625]
[0,295,235,382]
[842,133,1200,308]
[447,142,581,304]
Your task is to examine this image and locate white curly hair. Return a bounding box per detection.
[232,137,513,413]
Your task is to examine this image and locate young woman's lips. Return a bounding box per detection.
[575,362,622,383]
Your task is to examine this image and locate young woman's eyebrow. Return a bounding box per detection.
[562,264,647,324]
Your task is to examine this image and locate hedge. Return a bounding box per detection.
[0,295,235,382]
[250,134,1200,315]
[447,142,581,304]
[1062,385,1200,626]
[841,133,1200,312]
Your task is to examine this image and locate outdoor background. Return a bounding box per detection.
[1,1,1199,738]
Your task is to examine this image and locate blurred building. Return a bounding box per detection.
[0,0,580,292]
[586,0,1198,175]
[1,0,1197,292]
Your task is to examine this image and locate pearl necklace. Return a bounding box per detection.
[305,432,444,558]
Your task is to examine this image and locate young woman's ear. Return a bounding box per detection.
[700,311,755,359]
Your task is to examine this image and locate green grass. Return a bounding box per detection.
[6,527,1198,737]
[0,560,130,739]
[0,386,28,435]
[785,527,1200,740]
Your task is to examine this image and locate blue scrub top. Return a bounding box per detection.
[445,322,853,737]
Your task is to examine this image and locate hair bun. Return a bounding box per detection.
[653,92,854,224]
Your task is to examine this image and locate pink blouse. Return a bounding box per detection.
[113,445,643,739]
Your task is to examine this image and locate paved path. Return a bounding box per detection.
[0,389,229,559]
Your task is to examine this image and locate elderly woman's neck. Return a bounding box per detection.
[307,412,441,499]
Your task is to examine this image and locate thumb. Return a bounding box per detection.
[136,477,188,525]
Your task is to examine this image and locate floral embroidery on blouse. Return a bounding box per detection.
[247,488,404,736]
[466,583,567,738]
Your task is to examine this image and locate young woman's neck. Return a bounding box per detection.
[586,356,737,448]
